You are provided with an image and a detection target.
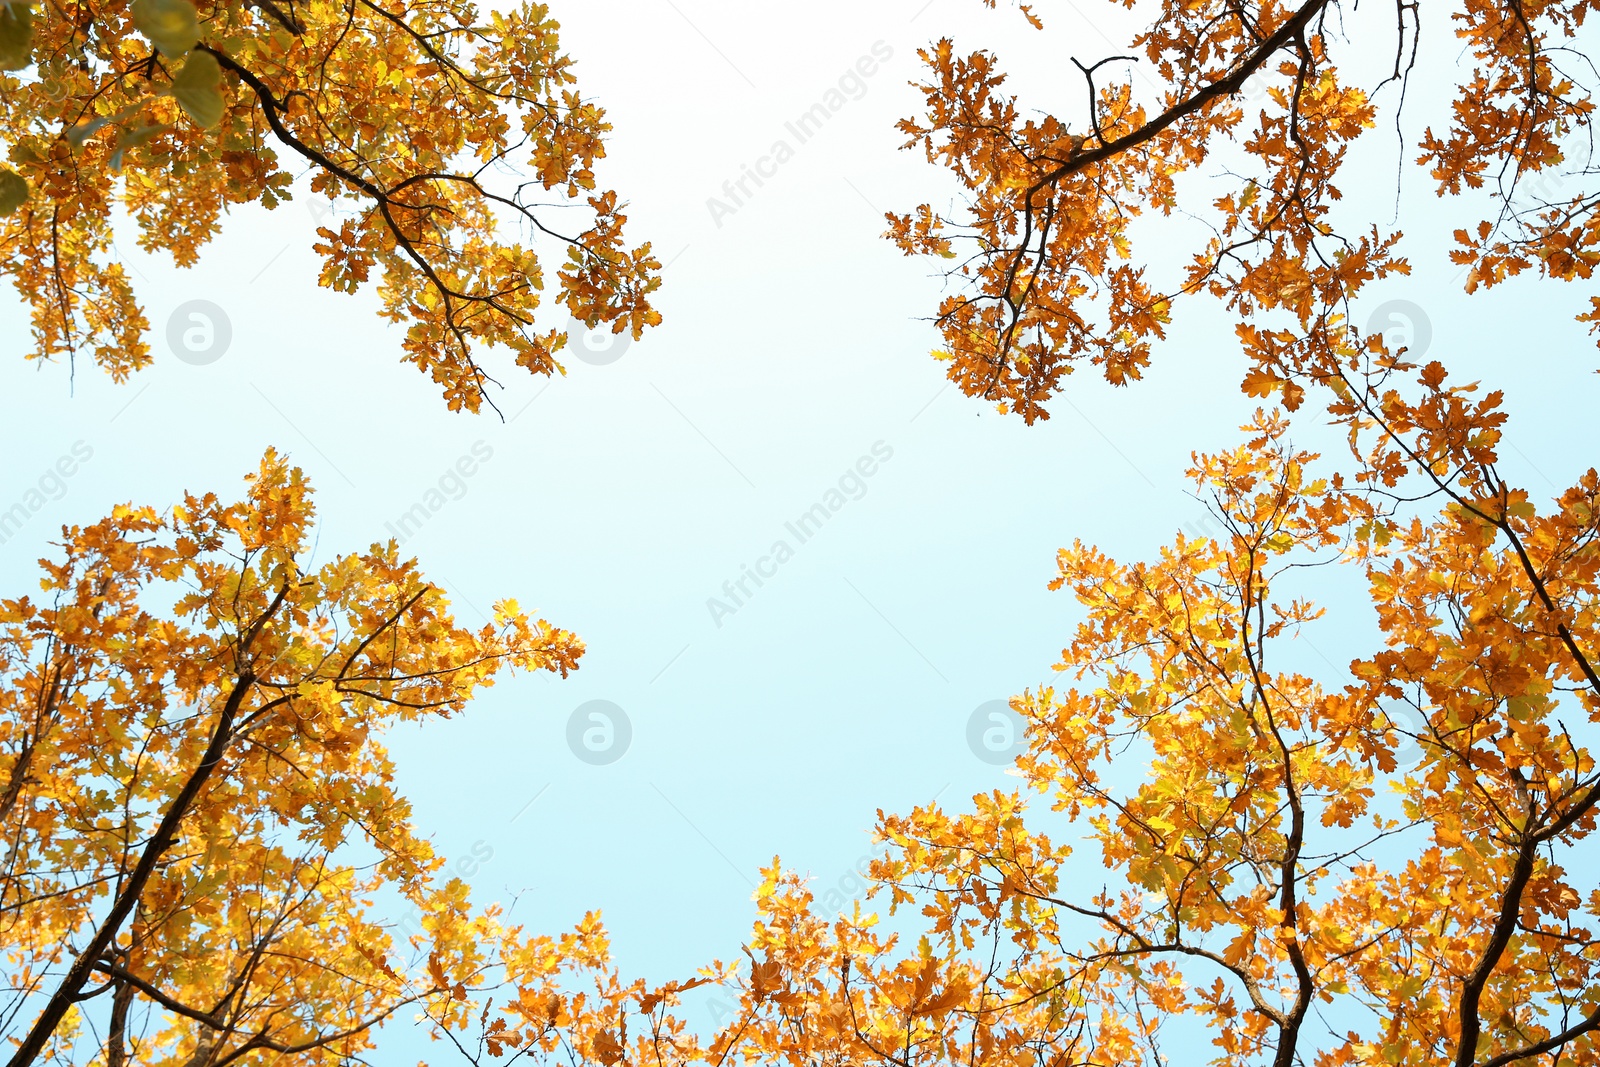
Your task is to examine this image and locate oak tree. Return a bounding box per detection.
[0,0,660,411]
[708,390,1600,1067]
[887,0,1588,423]
[0,452,713,1067]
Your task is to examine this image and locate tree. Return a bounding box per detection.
[707,393,1600,1067]
[685,2,1600,1066]
[0,451,714,1067]
[886,0,1588,423]
[0,0,660,412]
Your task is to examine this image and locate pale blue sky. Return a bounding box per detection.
[1,0,1596,1048]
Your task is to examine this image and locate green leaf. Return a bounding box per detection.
[0,169,29,216]
[0,3,34,71]
[131,0,199,57]
[171,50,223,128]
[1506,694,1537,722]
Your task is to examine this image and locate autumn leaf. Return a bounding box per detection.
[745,947,785,1000]
[130,0,199,57]
[1241,368,1282,398]
[0,169,27,215]
[592,1029,626,1066]
[0,1,32,70]
[170,49,223,128]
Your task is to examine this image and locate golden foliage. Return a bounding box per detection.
[707,395,1600,1067]
[0,0,661,410]
[692,3,1600,1066]
[0,453,706,1067]
[887,0,1591,423]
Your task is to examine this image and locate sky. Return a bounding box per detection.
[2,0,1598,1049]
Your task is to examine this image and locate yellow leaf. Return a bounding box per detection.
[0,2,32,70]
[171,50,224,129]
[0,169,27,216]
[131,0,200,56]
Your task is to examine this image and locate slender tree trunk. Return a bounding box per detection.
[106,973,135,1067]
[5,671,256,1067]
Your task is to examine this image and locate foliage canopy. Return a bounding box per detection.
[0,0,660,411]
[4,1,1600,1066]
